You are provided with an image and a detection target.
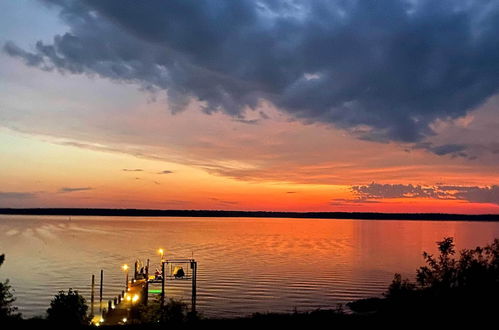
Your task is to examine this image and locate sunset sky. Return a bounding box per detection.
[1,0,499,213]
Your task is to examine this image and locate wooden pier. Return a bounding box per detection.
[98,279,146,325]
[91,256,198,326]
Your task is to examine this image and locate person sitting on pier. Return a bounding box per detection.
[173,266,185,278]
[154,268,162,281]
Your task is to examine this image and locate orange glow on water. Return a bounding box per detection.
[2,215,498,317]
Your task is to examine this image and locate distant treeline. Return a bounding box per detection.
[0,208,498,221]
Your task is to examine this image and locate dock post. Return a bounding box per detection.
[90,274,95,317]
[191,261,197,314]
[134,260,138,280]
[161,261,165,307]
[144,258,150,305]
[99,269,103,313]
[125,271,129,292]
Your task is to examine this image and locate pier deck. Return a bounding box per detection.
[100,279,147,326]
[90,257,197,326]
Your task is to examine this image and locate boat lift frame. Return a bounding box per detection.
[132,257,198,313]
[148,258,198,313]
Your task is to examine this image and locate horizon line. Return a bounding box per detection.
[1,208,498,221]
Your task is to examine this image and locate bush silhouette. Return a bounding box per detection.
[46,289,89,325]
[384,237,499,316]
[0,254,18,321]
[136,298,189,325]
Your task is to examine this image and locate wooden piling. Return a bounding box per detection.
[125,271,129,291]
[144,258,150,305]
[161,261,165,307]
[99,269,103,313]
[90,274,95,317]
[191,261,197,313]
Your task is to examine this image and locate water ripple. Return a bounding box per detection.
[1,215,498,317]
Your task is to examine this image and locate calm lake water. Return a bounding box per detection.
[0,215,498,318]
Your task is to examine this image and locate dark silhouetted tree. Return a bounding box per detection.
[47,289,89,326]
[384,237,499,316]
[136,298,189,325]
[0,254,18,321]
[385,273,416,300]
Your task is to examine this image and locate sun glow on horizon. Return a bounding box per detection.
[0,128,498,214]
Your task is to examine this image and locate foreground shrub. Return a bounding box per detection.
[47,289,89,326]
[136,298,190,325]
[0,254,19,321]
[385,237,499,316]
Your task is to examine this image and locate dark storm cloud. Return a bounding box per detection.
[59,187,93,193]
[351,183,499,205]
[5,0,499,143]
[412,142,470,158]
[429,144,467,156]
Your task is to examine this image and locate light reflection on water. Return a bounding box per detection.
[0,215,498,318]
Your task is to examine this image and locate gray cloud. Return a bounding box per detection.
[158,170,173,175]
[454,186,499,204]
[209,197,238,205]
[330,198,381,207]
[0,191,37,199]
[351,183,499,205]
[122,168,143,172]
[59,187,93,193]
[429,144,468,157]
[353,183,443,199]
[5,0,499,144]
[412,142,471,158]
